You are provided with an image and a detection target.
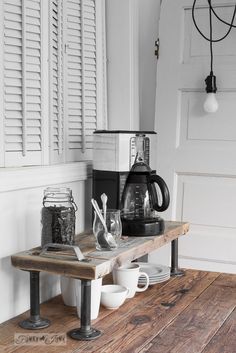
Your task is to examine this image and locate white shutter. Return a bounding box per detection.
[50,0,98,163]
[80,0,97,156]
[3,0,43,167]
[64,0,83,161]
[66,0,97,161]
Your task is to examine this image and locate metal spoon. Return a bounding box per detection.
[101,193,107,224]
[91,199,117,249]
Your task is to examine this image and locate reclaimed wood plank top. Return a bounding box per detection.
[1,269,236,353]
[11,221,189,279]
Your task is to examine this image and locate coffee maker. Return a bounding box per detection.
[92,130,157,210]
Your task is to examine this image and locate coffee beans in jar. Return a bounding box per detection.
[41,187,77,247]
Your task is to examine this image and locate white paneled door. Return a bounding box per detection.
[155,0,236,273]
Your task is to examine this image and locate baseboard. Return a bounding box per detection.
[179,255,236,274]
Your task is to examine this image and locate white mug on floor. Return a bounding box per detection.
[60,276,77,306]
[112,263,149,298]
[75,278,102,321]
[60,276,102,320]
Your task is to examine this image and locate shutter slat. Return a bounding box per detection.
[4,4,21,15]
[4,20,21,30]
[4,70,22,79]
[4,29,22,39]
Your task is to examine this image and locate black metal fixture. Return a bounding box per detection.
[19,271,50,330]
[192,0,236,113]
[67,279,102,341]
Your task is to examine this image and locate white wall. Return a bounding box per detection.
[138,0,160,131]
[106,0,139,130]
[106,0,161,131]
[0,163,92,323]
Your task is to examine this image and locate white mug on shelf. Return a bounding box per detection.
[112,263,149,298]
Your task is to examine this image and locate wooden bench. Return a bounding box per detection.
[11,221,189,341]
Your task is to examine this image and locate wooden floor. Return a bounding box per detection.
[0,269,236,353]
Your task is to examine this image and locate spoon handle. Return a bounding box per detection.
[101,193,107,222]
[91,199,108,232]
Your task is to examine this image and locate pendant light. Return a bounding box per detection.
[203,3,218,113]
[192,0,236,113]
[204,72,218,113]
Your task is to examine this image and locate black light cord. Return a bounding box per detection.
[192,0,236,43]
[209,2,213,73]
[206,2,217,94]
[208,1,236,28]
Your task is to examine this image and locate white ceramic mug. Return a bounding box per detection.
[112,263,149,298]
[75,278,102,320]
[60,276,102,320]
[60,276,77,306]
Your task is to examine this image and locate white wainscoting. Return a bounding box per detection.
[0,162,92,323]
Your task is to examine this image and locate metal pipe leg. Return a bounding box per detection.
[68,279,102,341]
[19,271,50,329]
[171,239,184,276]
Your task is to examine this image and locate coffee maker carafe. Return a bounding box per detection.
[120,161,170,236]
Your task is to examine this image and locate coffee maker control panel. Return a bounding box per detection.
[93,130,157,172]
[130,136,150,168]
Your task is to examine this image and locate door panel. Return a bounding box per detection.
[177,174,236,227]
[155,0,236,273]
[179,91,236,143]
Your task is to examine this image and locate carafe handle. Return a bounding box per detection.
[149,174,170,212]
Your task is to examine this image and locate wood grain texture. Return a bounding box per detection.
[7,223,236,353]
[11,221,189,279]
[80,270,219,353]
[201,307,236,353]
[1,269,228,353]
[138,273,236,353]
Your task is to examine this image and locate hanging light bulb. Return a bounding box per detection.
[203,71,219,113]
[191,0,234,115]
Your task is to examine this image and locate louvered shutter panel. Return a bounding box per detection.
[66,0,97,161]
[50,0,97,163]
[64,0,83,161]
[3,0,43,167]
[79,0,97,159]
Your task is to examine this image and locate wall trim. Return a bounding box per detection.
[179,255,236,274]
[179,254,236,266]
[0,162,91,193]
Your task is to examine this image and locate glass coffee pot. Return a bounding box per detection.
[120,161,170,236]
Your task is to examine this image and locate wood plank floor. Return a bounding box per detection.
[0,269,235,353]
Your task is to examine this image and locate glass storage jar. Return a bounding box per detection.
[41,187,77,247]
